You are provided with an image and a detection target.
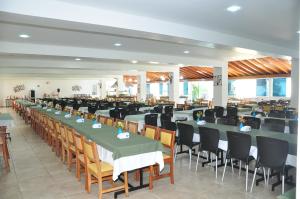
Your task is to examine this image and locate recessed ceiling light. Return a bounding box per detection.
[114,43,122,47]
[19,34,30,38]
[131,60,138,64]
[75,58,81,61]
[160,76,165,81]
[183,50,190,54]
[149,61,159,64]
[226,5,241,12]
[128,78,132,82]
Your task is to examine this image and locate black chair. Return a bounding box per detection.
[285,110,295,119]
[269,110,285,118]
[214,106,224,118]
[196,127,220,178]
[264,118,285,133]
[152,106,163,114]
[109,108,121,120]
[250,111,266,117]
[164,106,173,116]
[250,136,288,194]
[163,121,177,132]
[193,110,204,121]
[174,107,184,111]
[145,113,158,126]
[243,116,261,129]
[119,108,129,120]
[204,109,215,123]
[288,120,298,134]
[176,123,199,169]
[222,131,252,191]
[160,113,172,128]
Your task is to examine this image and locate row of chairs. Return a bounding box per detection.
[175,122,289,194]
[30,109,129,198]
[0,126,10,171]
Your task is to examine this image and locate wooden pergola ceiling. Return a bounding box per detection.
[180,57,291,80]
[123,57,291,83]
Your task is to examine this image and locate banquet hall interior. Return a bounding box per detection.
[0,0,299,199]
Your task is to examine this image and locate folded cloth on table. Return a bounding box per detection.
[117,132,130,139]
[92,123,102,128]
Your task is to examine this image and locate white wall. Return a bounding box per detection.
[0,78,114,106]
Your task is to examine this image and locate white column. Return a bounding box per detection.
[99,80,107,99]
[213,65,228,107]
[169,68,180,104]
[291,58,299,110]
[115,76,123,97]
[137,71,147,101]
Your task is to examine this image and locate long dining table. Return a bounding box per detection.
[31,106,165,181]
[179,120,297,167]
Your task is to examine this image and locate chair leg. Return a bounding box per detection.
[174,145,179,163]
[76,158,80,180]
[222,159,228,182]
[188,149,192,169]
[250,168,258,192]
[149,165,154,190]
[263,167,267,185]
[282,174,285,194]
[195,152,200,171]
[124,171,129,196]
[239,160,242,177]
[86,172,91,193]
[245,164,249,192]
[215,154,218,179]
[170,161,174,184]
[98,178,103,199]
[230,159,234,174]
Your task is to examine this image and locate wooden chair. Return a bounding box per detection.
[126,121,139,134]
[106,117,114,127]
[98,116,107,124]
[65,127,76,171]
[149,128,175,189]
[83,139,129,198]
[53,121,62,156]
[115,119,126,130]
[142,125,158,140]
[60,124,68,163]
[0,131,9,171]
[73,132,86,181]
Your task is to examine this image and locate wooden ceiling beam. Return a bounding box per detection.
[243,59,273,74]
[229,62,256,76]
[234,61,264,75]
[251,59,281,74]
[229,73,290,80]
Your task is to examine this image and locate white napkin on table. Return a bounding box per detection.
[92,123,102,128]
[76,118,84,123]
[117,132,130,139]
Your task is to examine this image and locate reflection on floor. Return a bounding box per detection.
[0,108,293,199]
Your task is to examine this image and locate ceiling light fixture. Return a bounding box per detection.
[147,78,150,82]
[75,58,81,61]
[180,76,183,80]
[149,61,159,64]
[160,76,165,81]
[297,30,300,34]
[183,50,190,54]
[114,43,122,47]
[131,60,138,64]
[128,78,132,82]
[226,5,241,12]
[234,47,258,55]
[19,34,30,38]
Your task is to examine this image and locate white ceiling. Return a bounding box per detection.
[60,0,300,50]
[0,0,298,77]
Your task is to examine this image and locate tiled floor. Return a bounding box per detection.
[0,108,293,199]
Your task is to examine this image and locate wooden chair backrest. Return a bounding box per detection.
[126,121,138,134]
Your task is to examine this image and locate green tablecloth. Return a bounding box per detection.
[16,99,36,107]
[0,113,13,120]
[33,107,163,160]
[180,120,297,155]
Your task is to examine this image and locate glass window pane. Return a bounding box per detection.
[159,82,163,95]
[228,80,235,96]
[183,80,188,95]
[273,78,286,97]
[256,79,267,96]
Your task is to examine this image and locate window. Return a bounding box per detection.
[273,78,286,97]
[183,80,188,95]
[227,79,256,98]
[256,79,268,96]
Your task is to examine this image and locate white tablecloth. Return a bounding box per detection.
[95,109,111,117]
[78,107,89,113]
[97,144,164,180]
